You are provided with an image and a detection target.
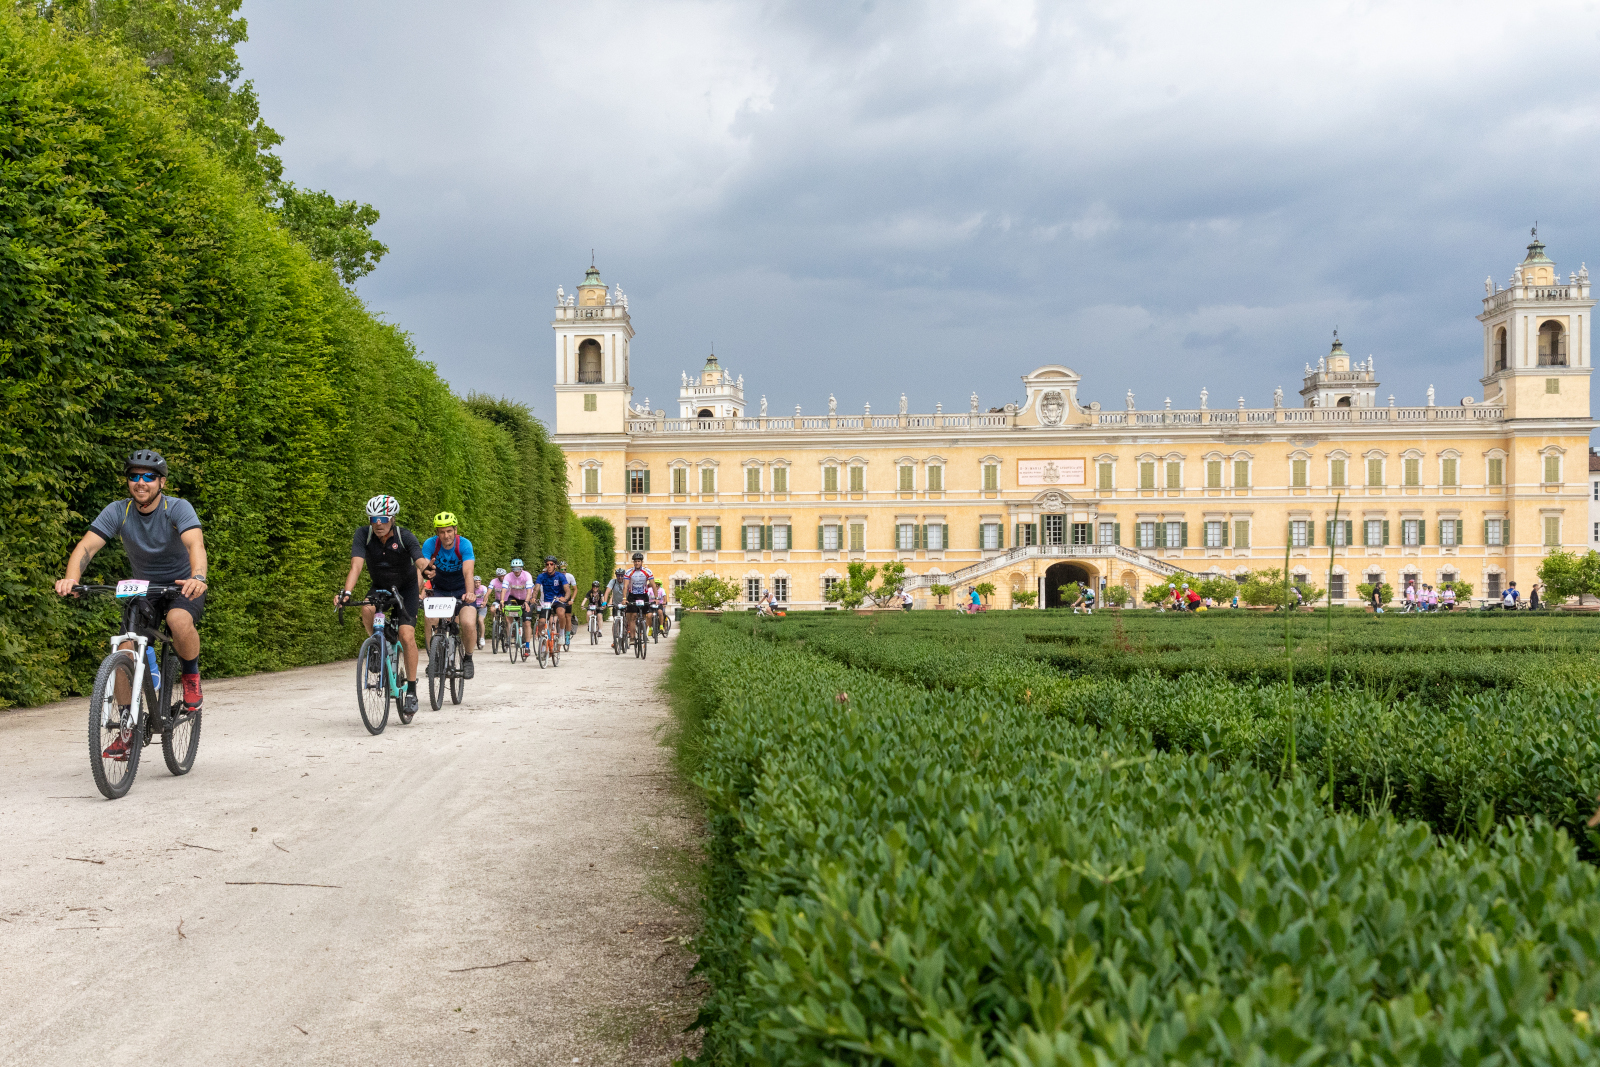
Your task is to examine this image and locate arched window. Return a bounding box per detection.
[577,339,603,383]
[697,408,714,419]
[1335,396,1352,408]
[1538,321,1567,366]
[1494,326,1508,371]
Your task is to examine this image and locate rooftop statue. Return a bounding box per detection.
[828,394,837,415]
[557,285,565,303]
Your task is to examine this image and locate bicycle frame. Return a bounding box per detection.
[105,592,180,737]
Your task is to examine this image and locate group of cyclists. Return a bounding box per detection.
[55,452,668,752]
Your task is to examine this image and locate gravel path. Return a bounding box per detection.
[0,626,701,1066]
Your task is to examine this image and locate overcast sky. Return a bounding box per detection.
[237,1,1600,425]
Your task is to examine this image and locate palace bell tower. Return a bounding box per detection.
[553,264,635,436]
[1478,231,1593,419]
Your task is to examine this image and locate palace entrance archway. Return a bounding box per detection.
[1044,562,1095,608]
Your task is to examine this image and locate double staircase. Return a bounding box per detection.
[901,544,1193,591]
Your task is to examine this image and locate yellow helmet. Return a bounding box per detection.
[433,510,459,528]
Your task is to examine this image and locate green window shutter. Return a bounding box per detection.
[1156,523,1166,548]
[1220,521,1228,547]
[1382,520,1390,546]
[1304,521,1312,547]
[1344,520,1352,545]
[644,526,651,551]
[715,526,722,550]
[1417,521,1425,546]
[1505,519,1511,545]
[1013,524,1020,548]
[818,525,824,550]
[1325,520,1333,545]
[1114,522,1121,546]
[1483,519,1489,545]
[1181,522,1189,547]
[641,470,650,494]
[1456,519,1464,545]
[1361,522,1369,548]
[761,525,770,550]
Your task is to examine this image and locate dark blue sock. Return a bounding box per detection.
[180,655,199,676]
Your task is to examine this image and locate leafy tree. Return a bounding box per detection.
[1537,550,1600,604]
[1237,568,1323,608]
[1441,579,1473,599]
[825,561,907,609]
[1101,584,1130,607]
[1057,584,1082,604]
[1011,589,1038,608]
[30,0,386,281]
[974,581,996,606]
[1142,583,1176,606]
[276,184,390,284]
[1196,575,1238,603]
[1356,582,1394,606]
[678,573,740,611]
[928,582,951,607]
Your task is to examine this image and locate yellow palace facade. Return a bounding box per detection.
[553,237,1594,608]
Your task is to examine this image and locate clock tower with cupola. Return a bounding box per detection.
[553,263,635,436]
[1477,231,1593,420]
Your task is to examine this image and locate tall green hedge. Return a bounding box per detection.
[0,11,574,707]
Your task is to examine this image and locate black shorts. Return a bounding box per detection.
[625,596,651,613]
[157,590,205,627]
[370,578,421,627]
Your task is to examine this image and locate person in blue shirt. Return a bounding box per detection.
[420,511,478,678]
[532,557,572,654]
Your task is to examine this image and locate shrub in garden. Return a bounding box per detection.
[672,619,1600,1065]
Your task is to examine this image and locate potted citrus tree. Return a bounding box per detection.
[928,582,952,609]
[678,572,741,618]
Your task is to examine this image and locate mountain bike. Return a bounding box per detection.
[425,596,468,709]
[627,598,650,660]
[488,602,505,655]
[588,606,602,644]
[503,600,527,663]
[650,608,665,642]
[76,581,202,800]
[339,587,409,734]
[534,605,561,668]
[612,606,627,655]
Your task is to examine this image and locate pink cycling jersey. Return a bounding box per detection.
[499,570,534,601]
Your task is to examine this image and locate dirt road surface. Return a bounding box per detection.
[0,627,701,1066]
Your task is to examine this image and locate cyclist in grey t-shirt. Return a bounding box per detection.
[55,449,210,711]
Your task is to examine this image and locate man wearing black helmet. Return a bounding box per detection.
[55,449,210,714]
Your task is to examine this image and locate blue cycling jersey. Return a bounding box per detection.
[533,570,567,605]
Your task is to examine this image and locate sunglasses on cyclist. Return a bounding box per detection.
[369,516,393,525]
[126,472,160,483]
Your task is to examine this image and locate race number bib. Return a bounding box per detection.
[423,597,458,619]
[115,579,150,598]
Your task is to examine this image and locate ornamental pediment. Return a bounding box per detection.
[1017,366,1088,428]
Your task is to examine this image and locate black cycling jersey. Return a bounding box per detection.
[351,525,422,591]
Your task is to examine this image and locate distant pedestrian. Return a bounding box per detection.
[1370,584,1383,613]
[1530,583,1542,610]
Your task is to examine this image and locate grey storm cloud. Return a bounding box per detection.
[238,0,1600,423]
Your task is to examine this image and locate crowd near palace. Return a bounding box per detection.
[553,236,1594,609]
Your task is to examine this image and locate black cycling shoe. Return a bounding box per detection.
[404,691,418,717]
[463,657,475,679]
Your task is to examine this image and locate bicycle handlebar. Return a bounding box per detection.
[71,582,187,597]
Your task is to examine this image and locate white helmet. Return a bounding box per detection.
[365,494,400,519]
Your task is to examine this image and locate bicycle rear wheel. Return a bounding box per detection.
[489,614,501,655]
[88,651,142,799]
[534,622,547,668]
[635,618,647,659]
[450,636,465,704]
[357,634,389,734]
[428,633,447,710]
[161,653,201,775]
[549,632,560,667]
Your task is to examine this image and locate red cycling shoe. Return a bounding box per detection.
[181,673,203,711]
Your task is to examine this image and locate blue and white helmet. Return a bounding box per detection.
[365,494,400,519]
[510,558,525,570]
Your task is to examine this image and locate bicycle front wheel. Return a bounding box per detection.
[88,651,142,799]
[428,634,447,710]
[357,635,389,734]
[393,642,415,724]
[635,619,647,659]
[449,636,465,704]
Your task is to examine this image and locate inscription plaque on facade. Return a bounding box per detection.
[1017,459,1085,485]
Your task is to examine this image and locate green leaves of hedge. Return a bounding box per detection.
[673,618,1600,1064]
[0,12,585,706]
